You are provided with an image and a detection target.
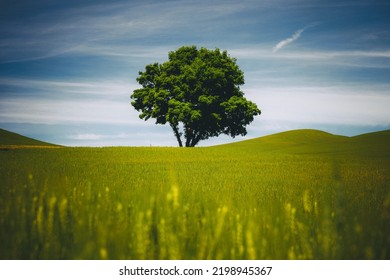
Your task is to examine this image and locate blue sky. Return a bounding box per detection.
[1,0,389,146]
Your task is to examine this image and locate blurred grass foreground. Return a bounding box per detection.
[1,129,389,259]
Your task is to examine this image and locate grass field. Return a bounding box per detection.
[1,129,389,259]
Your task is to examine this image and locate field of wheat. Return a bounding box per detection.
[1,130,389,259]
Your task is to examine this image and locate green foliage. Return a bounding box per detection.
[131,46,261,147]
[1,129,389,259]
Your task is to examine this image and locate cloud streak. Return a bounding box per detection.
[272,25,314,52]
[0,0,246,63]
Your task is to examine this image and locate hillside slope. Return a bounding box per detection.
[218,129,390,156]
[0,128,58,147]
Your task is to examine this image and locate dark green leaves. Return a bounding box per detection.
[131,46,261,146]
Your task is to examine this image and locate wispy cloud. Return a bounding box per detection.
[0,77,141,125]
[231,46,390,69]
[272,24,316,52]
[0,98,139,125]
[63,130,176,147]
[0,0,246,63]
[0,78,132,99]
[69,133,104,140]
[67,132,134,141]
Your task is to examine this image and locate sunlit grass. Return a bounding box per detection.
[1,130,389,259]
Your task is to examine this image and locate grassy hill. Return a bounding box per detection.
[1,126,389,151]
[350,129,390,147]
[220,129,346,151]
[0,128,58,147]
[220,128,390,156]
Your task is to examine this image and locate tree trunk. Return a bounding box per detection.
[170,123,183,147]
[185,126,192,147]
[190,132,202,147]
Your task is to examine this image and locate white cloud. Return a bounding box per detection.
[230,46,390,72]
[68,132,142,141]
[1,76,140,100]
[245,86,390,127]
[0,97,143,125]
[69,133,103,140]
[0,77,145,125]
[272,26,309,52]
[63,130,176,147]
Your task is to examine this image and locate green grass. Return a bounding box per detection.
[0,128,59,147]
[0,129,389,259]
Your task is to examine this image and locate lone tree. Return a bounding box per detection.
[131,46,261,147]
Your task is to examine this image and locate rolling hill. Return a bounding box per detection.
[1,127,389,154]
[219,128,390,156]
[0,128,58,148]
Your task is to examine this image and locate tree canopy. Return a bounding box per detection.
[131,46,261,147]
